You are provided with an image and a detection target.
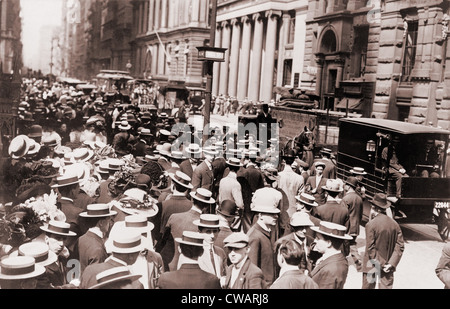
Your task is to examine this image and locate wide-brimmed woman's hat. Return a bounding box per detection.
[11,242,58,267]
[370,193,391,209]
[193,214,221,229]
[79,204,117,218]
[9,135,31,159]
[190,188,216,204]
[89,266,142,289]
[120,188,159,218]
[169,171,193,189]
[350,167,367,176]
[118,121,132,131]
[322,179,343,193]
[110,230,144,254]
[40,220,77,237]
[0,256,46,280]
[175,231,205,247]
[311,221,352,240]
[295,193,318,207]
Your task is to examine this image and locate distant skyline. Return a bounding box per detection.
[21,0,63,73]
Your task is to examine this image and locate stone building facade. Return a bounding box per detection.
[300,0,450,129]
[131,0,211,87]
[213,0,309,104]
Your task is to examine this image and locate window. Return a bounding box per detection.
[352,26,369,78]
[287,17,295,44]
[283,59,293,86]
[401,20,418,82]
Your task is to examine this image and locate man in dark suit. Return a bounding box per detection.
[242,154,265,194]
[247,196,281,287]
[222,232,265,289]
[309,221,352,289]
[341,176,364,269]
[362,193,405,289]
[192,147,218,193]
[313,179,349,229]
[80,231,145,289]
[270,239,318,289]
[180,143,202,179]
[157,188,216,271]
[314,148,336,179]
[304,161,328,205]
[256,103,274,141]
[132,128,153,157]
[77,204,117,273]
[157,231,221,289]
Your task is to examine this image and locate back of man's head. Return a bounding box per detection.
[278,239,304,266]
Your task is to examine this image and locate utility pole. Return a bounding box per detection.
[202,0,218,146]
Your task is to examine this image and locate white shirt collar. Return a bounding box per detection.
[88,227,103,239]
[279,265,301,277]
[257,220,271,232]
[60,197,74,203]
[191,206,202,214]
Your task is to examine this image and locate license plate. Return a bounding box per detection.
[434,201,450,209]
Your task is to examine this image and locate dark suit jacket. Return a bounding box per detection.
[247,223,276,285]
[74,191,96,211]
[157,263,221,289]
[271,269,319,289]
[179,159,195,179]
[77,230,108,273]
[215,225,233,251]
[314,200,349,229]
[223,258,265,289]
[341,191,363,236]
[310,252,349,289]
[59,198,84,258]
[192,160,214,192]
[362,213,405,273]
[304,176,328,205]
[243,165,265,194]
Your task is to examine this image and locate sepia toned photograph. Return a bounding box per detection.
[0,0,449,293]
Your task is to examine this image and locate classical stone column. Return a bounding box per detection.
[237,15,252,102]
[212,24,222,97]
[160,0,168,29]
[315,55,324,100]
[228,18,242,98]
[143,1,149,33]
[154,0,161,30]
[148,0,155,32]
[276,13,291,88]
[191,0,200,23]
[261,10,281,103]
[151,45,158,76]
[219,20,231,96]
[248,12,264,103]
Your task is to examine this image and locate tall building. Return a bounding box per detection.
[0,0,22,154]
[213,0,309,104]
[131,0,211,87]
[301,0,450,129]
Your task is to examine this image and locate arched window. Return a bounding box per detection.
[320,29,337,53]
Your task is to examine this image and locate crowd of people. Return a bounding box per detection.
[0,78,447,290]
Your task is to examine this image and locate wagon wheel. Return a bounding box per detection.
[435,208,450,242]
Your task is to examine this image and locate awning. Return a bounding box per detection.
[336,98,363,110]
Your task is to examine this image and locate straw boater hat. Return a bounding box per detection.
[26,140,41,157]
[314,161,326,169]
[370,193,391,209]
[322,179,343,193]
[168,150,187,161]
[193,214,221,229]
[295,193,319,207]
[118,121,132,131]
[11,242,58,267]
[350,167,367,176]
[185,143,202,156]
[106,158,124,171]
[290,212,314,227]
[123,215,154,234]
[110,230,144,254]
[40,220,77,237]
[8,135,31,159]
[190,188,216,204]
[89,266,142,289]
[72,148,94,163]
[311,221,352,240]
[51,168,82,188]
[169,171,193,189]
[79,203,117,218]
[226,157,243,167]
[42,136,58,148]
[202,146,219,157]
[0,256,46,280]
[175,231,205,247]
[223,232,249,249]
